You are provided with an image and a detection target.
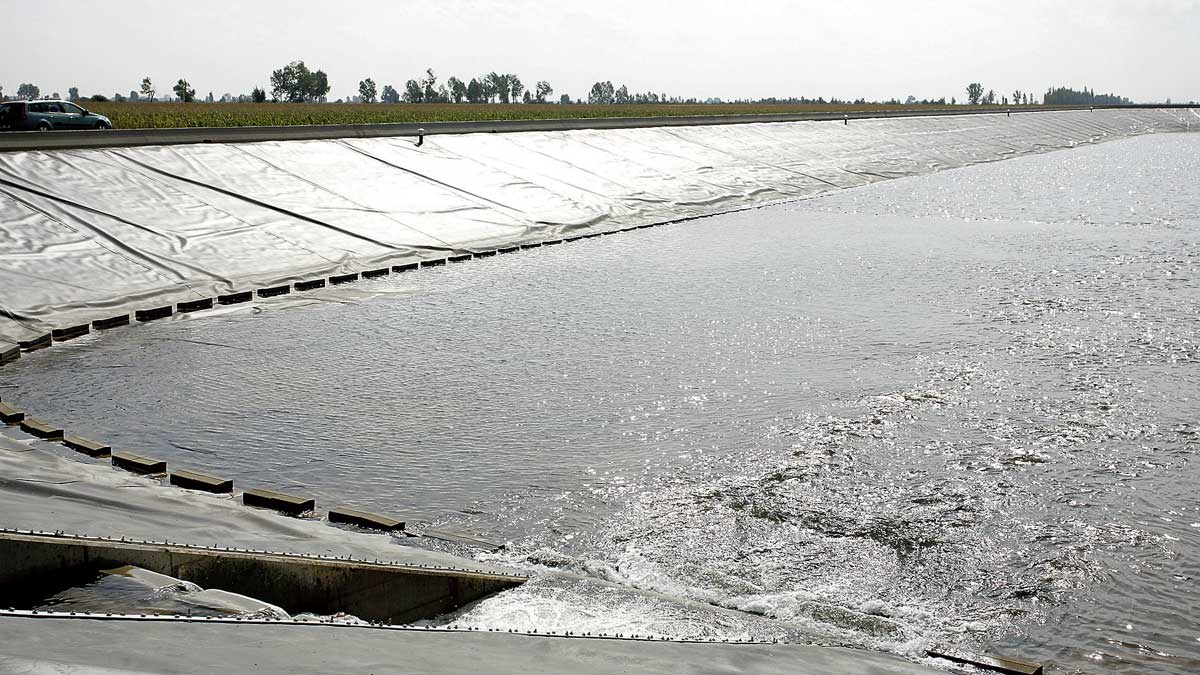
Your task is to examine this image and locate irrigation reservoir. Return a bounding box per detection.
[3,129,1198,674]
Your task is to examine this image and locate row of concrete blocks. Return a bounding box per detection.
[0,229,624,361]
[0,398,405,533]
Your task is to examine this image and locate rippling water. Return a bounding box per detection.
[5,134,1199,674]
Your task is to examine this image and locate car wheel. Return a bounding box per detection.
[36,122,52,131]
[96,121,111,130]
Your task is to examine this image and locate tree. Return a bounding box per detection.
[588,81,615,105]
[1012,90,1022,106]
[447,76,466,103]
[358,78,377,103]
[308,69,330,102]
[466,78,484,104]
[535,80,553,103]
[403,79,423,103]
[614,84,629,104]
[484,72,511,103]
[68,87,79,100]
[173,79,196,102]
[965,82,984,106]
[251,87,267,103]
[497,74,513,103]
[270,63,297,101]
[269,60,330,102]
[1042,85,1129,106]
[421,69,439,103]
[522,90,532,104]
[508,75,524,103]
[481,74,498,103]
[984,89,996,105]
[16,83,40,100]
[380,84,399,104]
[140,77,155,102]
[559,93,571,104]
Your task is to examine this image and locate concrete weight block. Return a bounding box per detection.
[243,488,315,515]
[329,507,405,532]
[63,436,111,458]
[111,451,167,474]
[170,470,234,494]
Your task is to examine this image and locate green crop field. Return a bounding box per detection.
[78,102,1018,130]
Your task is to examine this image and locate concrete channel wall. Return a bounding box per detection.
[0,531,524,623]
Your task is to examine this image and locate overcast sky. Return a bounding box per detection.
[5,0,1199,102]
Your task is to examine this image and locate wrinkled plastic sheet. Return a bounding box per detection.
[1,108,1196,345]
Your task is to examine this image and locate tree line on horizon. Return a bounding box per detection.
[0,64,1164,107]
[1042,86,1131,106]
[963,83,1136,107]
[356,69,556,105]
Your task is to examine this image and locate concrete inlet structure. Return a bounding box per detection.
[0,531,525,624]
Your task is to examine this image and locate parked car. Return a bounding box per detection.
[0,100,112,131]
